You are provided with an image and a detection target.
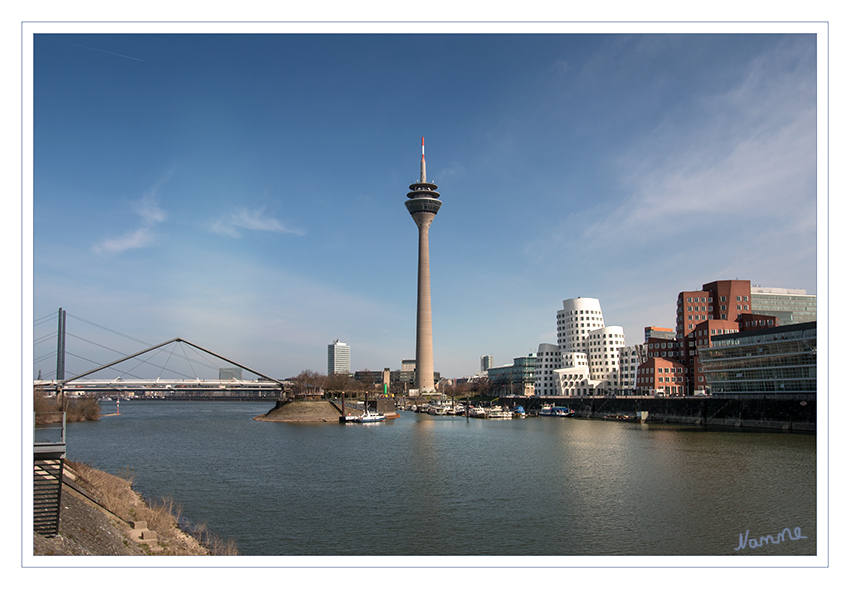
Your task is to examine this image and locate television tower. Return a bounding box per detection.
[405,138,442,393]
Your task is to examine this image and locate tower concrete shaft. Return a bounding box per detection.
[405,138,442,393]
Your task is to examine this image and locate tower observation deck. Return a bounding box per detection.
[405,138,441,394]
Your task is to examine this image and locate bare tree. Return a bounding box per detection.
[291,370,324,398]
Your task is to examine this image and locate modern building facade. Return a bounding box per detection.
[488,354,536,396]
[699,321,816,399]
[327,339,351,376]
[750,286,817,325]
[636,356,688,396]
[676,280,751,340]
[536,297,635,396]
[480,355,493,372]
[672,279,815,394]
[405,138,442,394]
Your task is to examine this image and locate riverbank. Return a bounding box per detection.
[33,461,236,556]
[254,399,347,422]
[34,392,100,424]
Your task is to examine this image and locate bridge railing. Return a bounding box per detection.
[34,412,66,458]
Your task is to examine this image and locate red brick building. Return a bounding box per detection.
[676,279,751,339]
[737,313,780,331]
[686,318,740,393]
[669,280,784,394]
[636,356,688,396]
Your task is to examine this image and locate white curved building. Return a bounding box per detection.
[536,297,633,396]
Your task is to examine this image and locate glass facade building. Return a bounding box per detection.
[699,322,816,399]
[749,287,817,325]
[488,355,537,396]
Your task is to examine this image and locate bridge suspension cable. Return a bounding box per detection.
[34,332,57,346]
[66,313,152,348]
[33,312,57,327]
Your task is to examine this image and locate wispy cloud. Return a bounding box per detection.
[93,226,157,255]
[93,185,168,256]
[132,195,166,224]
[211,207,305,238]
[531,39,816,267]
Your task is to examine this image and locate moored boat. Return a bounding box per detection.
[355,411,386,423]
[552,406,575,417]
[469,406,487,418]
[486,406,512,419]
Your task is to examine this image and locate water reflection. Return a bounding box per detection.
[65,402,816,556]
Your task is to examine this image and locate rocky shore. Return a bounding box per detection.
[33,461,226,556]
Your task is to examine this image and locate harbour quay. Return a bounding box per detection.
[497,396,815,432]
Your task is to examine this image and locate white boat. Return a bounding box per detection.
[343,392,386,423]
[539,404,554,416]
[343,409,386,423]
[469,406,487,418]
[486,406,513,419]
[354,411,386,423]
[428,404,448,416]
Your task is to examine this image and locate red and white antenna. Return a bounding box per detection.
[419,137,427,182]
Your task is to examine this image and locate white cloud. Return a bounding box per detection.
[211,207,305,238]
[132,195,166,224]
[93,226,156,256]
[535,40,816,269]
[93,189,168,256]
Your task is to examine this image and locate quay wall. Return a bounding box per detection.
[499,397,816,432]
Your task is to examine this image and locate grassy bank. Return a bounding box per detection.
[34,461,239,556]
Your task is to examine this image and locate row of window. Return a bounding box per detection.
[639,376,683,383]
[639,366,684,374]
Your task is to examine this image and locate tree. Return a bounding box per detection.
[325,372,354,397]
[291,370,324,397]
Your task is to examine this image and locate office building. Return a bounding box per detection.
[327,339,350,376]
[673,279,815,394]
[699,321,816,399]
[536,297,631,396]
[488,355,536,396]
[750,286,817,325]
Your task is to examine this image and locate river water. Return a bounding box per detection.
[64,401,816,557]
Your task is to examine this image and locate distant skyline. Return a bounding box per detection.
[28,26,821,381]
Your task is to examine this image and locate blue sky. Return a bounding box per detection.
[30,30,819,381]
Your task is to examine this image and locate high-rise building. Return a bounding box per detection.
[405,138,442,394]
[327,339,350,376]
[674,280,816,394]
[480,355,493,372]
[536,297,631,396]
